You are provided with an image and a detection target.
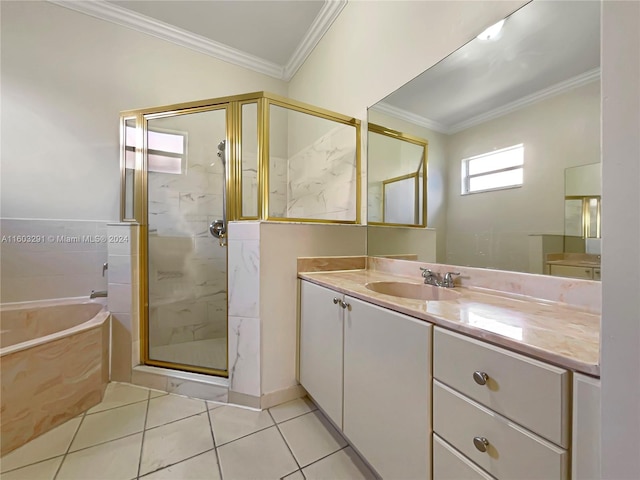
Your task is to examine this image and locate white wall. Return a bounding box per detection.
[601,1,640,477]
[0,1,287,221]
[445,81,601,272]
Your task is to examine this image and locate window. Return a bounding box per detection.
[125,126,186,174]
[461,144,524,194]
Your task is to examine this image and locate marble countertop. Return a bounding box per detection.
[298,269,600,376]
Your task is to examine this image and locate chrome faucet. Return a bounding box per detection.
[441,272,461,288]
[90,290,108,299]
[420,268,461,288]
[420,268,440,286]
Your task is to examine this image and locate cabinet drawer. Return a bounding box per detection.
[549,264,593,279]
[434,381,568,480]
[433,328,570,447]
[434,434,495,480]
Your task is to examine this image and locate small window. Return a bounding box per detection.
[126,126,186,174]
[461,144,524,194]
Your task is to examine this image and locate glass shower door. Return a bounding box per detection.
[145,107,228,374]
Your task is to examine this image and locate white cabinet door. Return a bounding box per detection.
[572,374,601,480]
[299,280,344,428]
[343,296,431,479]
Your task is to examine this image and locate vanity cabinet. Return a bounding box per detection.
[548,264,599,280]
[433,327,570,479]
[343,297,431,480]
[299,280,344,427]
[298,280,431,479]
[572,373,601,480]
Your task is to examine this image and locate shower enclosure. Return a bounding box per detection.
[121,92,360,377]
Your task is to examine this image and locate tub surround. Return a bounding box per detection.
[298,256,600,376]
[0,218,109,303]
[0,298,110,455]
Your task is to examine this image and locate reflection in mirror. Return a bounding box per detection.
[366,0,601,276]
[368,123,427,226]
[122,117,136,221]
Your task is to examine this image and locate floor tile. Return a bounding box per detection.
[303,447,377,480]
[278,411,347,467]
[149,389,168,399]
[141,449,220,479]
[210,405,274,445]
[139,412,214,476]
[206,400,225,410]
[146,394,206,429]
[0,418,81,472]
[0,456,63,480]
[87,383,149,414]
[217,427,298,480]
[70,401,147,451]
[269,397,317,424]
[56,433,142,480]
[282,470,305,480]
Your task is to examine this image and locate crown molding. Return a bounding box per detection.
[283,0,346,81]
[448,68,601,133]
[48,0,285,79]
[372,68,601,135]
[370,102,449,134]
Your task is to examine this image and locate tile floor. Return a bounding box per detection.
[0,383,377,480]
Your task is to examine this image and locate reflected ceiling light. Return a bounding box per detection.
[477,19,505,40]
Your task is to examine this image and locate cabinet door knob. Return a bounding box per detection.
[340,300,350,309]
[333,297,340,305]
[473,436,490,453]
[473,371,489,385]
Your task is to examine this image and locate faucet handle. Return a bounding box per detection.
[443,272,461,287]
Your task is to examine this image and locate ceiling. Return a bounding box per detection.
[52,0,344,81]
[374,1,601,134]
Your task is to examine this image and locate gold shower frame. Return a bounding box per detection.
[119,92,361,377]
[367,122,428,228]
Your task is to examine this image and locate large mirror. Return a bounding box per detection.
[367,0,601,277]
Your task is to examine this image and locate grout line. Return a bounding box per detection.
[273,407,318,427]
[267,409,304,473]
[213,423,275,448]
[85,397,150,416]
[52,412,87,480]
[135,390,152,479]
[143,408,209,432]
[299,444,349,472]
[206,402,225,480]
[137,447,217,479]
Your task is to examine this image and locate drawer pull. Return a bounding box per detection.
[473,436,490,453]
[340,300,350,309]
[333,297,340,304]
[473,371,489,385]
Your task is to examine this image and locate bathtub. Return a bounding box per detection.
[0,298,110,455]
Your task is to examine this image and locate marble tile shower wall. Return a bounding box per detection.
[147,167,227,353]
[286,125,357,221]
[240,153,287,218]
[0,219,108,303]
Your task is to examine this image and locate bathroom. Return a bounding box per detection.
[0,0,638,479]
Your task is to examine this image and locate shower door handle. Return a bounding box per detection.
[209,220,226,240]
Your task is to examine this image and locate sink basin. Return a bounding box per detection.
[365,281,460,301]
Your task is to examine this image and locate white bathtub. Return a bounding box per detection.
[0,297,110,455]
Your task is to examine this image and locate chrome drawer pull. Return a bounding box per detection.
[473,371,489,385]
[340,300,350,309]
[473,436,490,453]
[333,297,340,304]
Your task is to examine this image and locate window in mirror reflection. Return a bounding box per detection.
[462,144,523,194]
